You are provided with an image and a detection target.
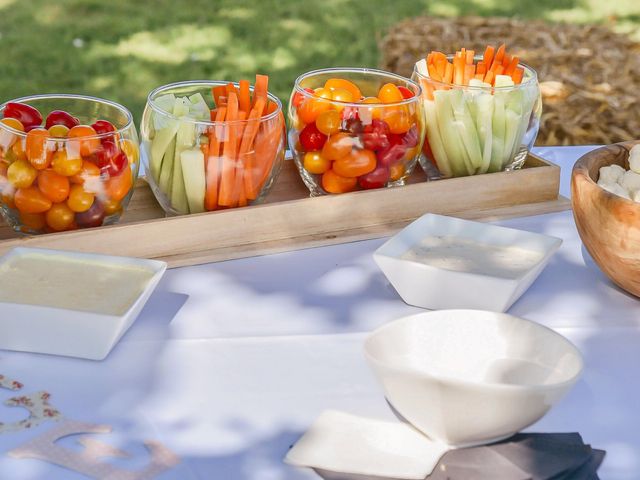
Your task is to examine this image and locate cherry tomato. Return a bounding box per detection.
[104,164,133,201]
[102,198,122,215]
[330,88,354,103]
[378,83,404,104]
[14,186,52,213]
[299,123,327,151]
[0,117,25,152]
[333,148,377,178]
[7,159,37,188]
[397,86,415,99]
[91,120,115,136]
[315,110,341,136]
[324,78,362,101]
[3,103,43,130]
[44,110,79,130]
[402,125,419,148]
[67,125,100,158]
[19,211,46,231]
[1,117,25,132]
[48,124,70,138]
[292,87,315,108]
[119,138,139,164]
[389,163,406,181]
[1,193,15,209]
[361,119,390,151]
[5,140,27,163]
[357,97,384,124]
[67,184,95,212]
[321,169,357,194]
[95,140,127,176]
[297,97,331,125]
[313,87,334,100]
[382,106,412,134]
[38,169,70,203]
[75,201,105,228]
[377,143,407,167]
[26,128,52,169]
[70,160,101,185]
[46,203,75,231]
[303,151,331,174]
[358,165,390,189]
[52,150,83,177]
[323,132,355,161]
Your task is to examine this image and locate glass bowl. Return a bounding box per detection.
[0,94,140,234]
[288,68,425,195]
[140,81,286,215]
[412,57,541,178]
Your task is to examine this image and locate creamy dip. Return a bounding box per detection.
[0,253,155,315]
[401,236,545,279]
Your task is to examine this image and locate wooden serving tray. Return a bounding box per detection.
[0,154,570,268]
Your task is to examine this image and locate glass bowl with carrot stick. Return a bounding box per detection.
[412,45,542,178]
[288,68,425,195]
[140,77,286,215]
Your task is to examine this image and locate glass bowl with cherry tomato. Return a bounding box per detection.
[0,94,139,234]
[288,68,425,195]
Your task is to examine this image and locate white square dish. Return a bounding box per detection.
[0,247,167,360]
[373,214,562,312]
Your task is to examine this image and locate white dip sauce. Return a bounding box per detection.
[0,253,155,315]
[401,236,545,278]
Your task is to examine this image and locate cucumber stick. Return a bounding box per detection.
[433,90,471,176]
[450,89,482,172]
[180,148,206,213]
[424,100,452,178]
[171,108,196,214]
[158,98,189,199]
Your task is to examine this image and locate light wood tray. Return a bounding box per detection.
[0,154,570,267]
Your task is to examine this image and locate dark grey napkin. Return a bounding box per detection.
[427,433,605,480]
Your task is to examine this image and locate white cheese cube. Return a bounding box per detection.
[620,170,640,193]
[600,182,631,200]
[598,165,625,185]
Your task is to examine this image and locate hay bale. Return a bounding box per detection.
[380,16,640,145]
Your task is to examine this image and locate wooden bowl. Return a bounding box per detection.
[571,141,640,297]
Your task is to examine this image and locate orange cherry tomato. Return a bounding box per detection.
[14,186,52,214]
[378,83,404,103]
[8,139,27,163]
[48,124,70,138]
[67,184,95,212]
[102,198,122,215]
[104,164,133,202]
[333,149,377,178]
[303,151,331,174]
[1,117,24,132]
[297,98,331,125]
[330,87,354,103]
[382,107,412,134]
[313,87,333,100]
[38,169,70,203]
[321,133,353,161]
[389,163,406,181]
[67,125,100,158]
[324,78,362,101]
[321,169,357,194]
[45,203,75,231]
[26,128,52,170]
[70,160,101,185]
[19,211,46,230]
[52,150,83,177]
[7,159,37,188]
[315,110,341,136]
[119,138,139,164]
[1,193,16,209]
[0,117,25,150]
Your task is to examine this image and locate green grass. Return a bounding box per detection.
[0,0,638,123]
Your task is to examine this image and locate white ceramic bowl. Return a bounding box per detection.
[373,213,562,312]
[364,310,583,447]
[0,247,166,360]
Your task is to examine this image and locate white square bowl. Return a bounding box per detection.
[373,214,562,312]
[0,247,167,360]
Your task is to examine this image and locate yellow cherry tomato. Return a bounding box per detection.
[46,203,75,231]
[102,198,122,215]
[119,138,139,164]
[378,83,404,103]
[358,97,383,122]
[7,159,37,188]
[382,106,412,134]
[331,88,354,103]
[389,163,406,181]
[48,124,70,138]
[297,98,331,125]
[67,184,95,213]
[303,151,331,174]
[52,149,83,177]
[70,160,101,185]
[315,110,341,136]
[324,78,362,101]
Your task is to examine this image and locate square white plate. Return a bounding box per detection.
[0,247,167,360]
[373,214,562,312]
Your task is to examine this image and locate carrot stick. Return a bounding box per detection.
[212,86,226,108]
[505,56,519,76]
[266,101,278,115]
[238,80,251,113]
[427,62,443,82]
[253,112,284,194]
[253,74,269,110]
[435,58,446,78]
[444,62,453,84]
[484,70,495,86]
[209,108,217,122]
[465,50,475,65]
[205,107,227,211]
[483,45,495,68]
[453,56,465,85]
[240,97,267,199]
[431,52,446,65]
[233,110,249,208]
[474,73,484,80]
[476,61,486,75]
[492,44,506,70]
[218,92,239,207]
[226,82,239,99]
[502,54,512,68]
[512,67,524,84]
[463,64,475,85]
[494,65,504,76]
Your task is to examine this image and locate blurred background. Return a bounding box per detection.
[0,0,638,143]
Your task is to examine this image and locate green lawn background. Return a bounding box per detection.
[0,0,638,122]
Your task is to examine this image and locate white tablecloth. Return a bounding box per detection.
[1,146,638,479]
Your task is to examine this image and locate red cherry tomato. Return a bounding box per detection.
[333,149,377,178]
[75,201,105,228]
[377,143,407,167]
[402,125,419,148]
[292,87,314,108]
[397,86,415,99]
[298,123,327,151]
[3,102,43,130]
[44,110,80,130]
[91,120,116,136]
[358,165,390,189]
[95,139,127,176]
[361,119,390,151]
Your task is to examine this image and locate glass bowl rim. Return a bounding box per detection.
[0,93,135,140]
[412,55,538,91]
[292,67,423,107]
[147,80,283,126]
